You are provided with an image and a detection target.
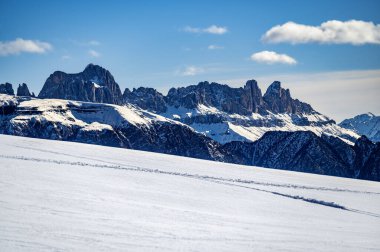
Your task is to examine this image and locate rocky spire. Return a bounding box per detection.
[0,82,14,95]
[263,81,314,114]
[243,80,266,113]
[17,83,32,96]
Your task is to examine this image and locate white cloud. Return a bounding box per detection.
[0,38,52,56]
[61,55,71,60]
[208,45,224,50]
[250,51,297,65]
[88,40,101,46]
[182,66,205,76]
[183,25,228,35]
[262,20,380,45]
[88,49,100,58]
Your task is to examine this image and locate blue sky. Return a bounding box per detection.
[0,0,379,120]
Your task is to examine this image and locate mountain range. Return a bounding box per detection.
[0,64,379,181]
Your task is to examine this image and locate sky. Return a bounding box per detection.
[0,0,379,121]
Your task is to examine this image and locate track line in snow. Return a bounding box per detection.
[1,154,380,219]
[6,144,380,196]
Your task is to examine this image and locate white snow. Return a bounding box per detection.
[0,134,379,251]
[162,105,360,144]
[6,96,178,130]
[92,82,101,88]
[81,122,113,131]
[0,94,18,107]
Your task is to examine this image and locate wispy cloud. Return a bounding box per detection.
[250,51,297,65]
[70,39,101,46]
[262,20,380,45]
[88,49,100,58]
[0,38,52,56]
[181,66,205,76]
[183,25,228,35]
[61,55,71,60]
[208,45,224,50]
[88,40,101,46]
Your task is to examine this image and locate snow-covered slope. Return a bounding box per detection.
[340,113,380,142]
[162,104,359,144]
[0,134,379,251]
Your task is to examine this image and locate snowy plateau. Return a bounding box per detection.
[0,134,380,252]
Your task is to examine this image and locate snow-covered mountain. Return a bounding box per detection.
[1,134,379,251]
[36,64,359,144]
[0,94,223,161]
[126,79,359,144]
[340,113,380,142]
[1,94,379,181]
[1,64,378,180]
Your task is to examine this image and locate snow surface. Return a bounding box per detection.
[162,105,359,144]
[0,134,379,251]
[9,96,177,130]
[0,94,18,107]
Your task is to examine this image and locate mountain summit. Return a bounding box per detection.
[38,64,122,104]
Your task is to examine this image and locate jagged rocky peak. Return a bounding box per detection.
[263,81,314,114]
[166,80,268,115]
[16,83,32,97]
[38,64,122,104]
[0,82,14,95]
[242,79,266,113]
[123,87,167,113]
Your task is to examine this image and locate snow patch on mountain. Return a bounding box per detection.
[162,104,359,144]
[6,95,177,130]
[340,113,380,142]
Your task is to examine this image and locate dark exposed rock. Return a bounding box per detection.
[37,64,316,117]
[126,79,315,116]
[223,131,379,180]
[263,81,314,114]
[123,87,167,113]
[166,80,271,115]
[353,136,376,177]
[17,83,32,96]
[358,142,380,181]
[38,64,122,104]
[0,83,14,95]
[251,131,352,177]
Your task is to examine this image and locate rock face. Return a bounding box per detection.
[166,80,270,115]
[16,83,32,96]
[263,81,314,114]
[123,87,167,113]
[0,83,14,95]
[223,131,379,179]
[358,142,380,181]
[38,64,122,104]
[339,113,380,142]
[125,80,314,115]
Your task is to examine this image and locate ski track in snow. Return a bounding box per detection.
[5,143,380,195]
[1,153,379,219]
